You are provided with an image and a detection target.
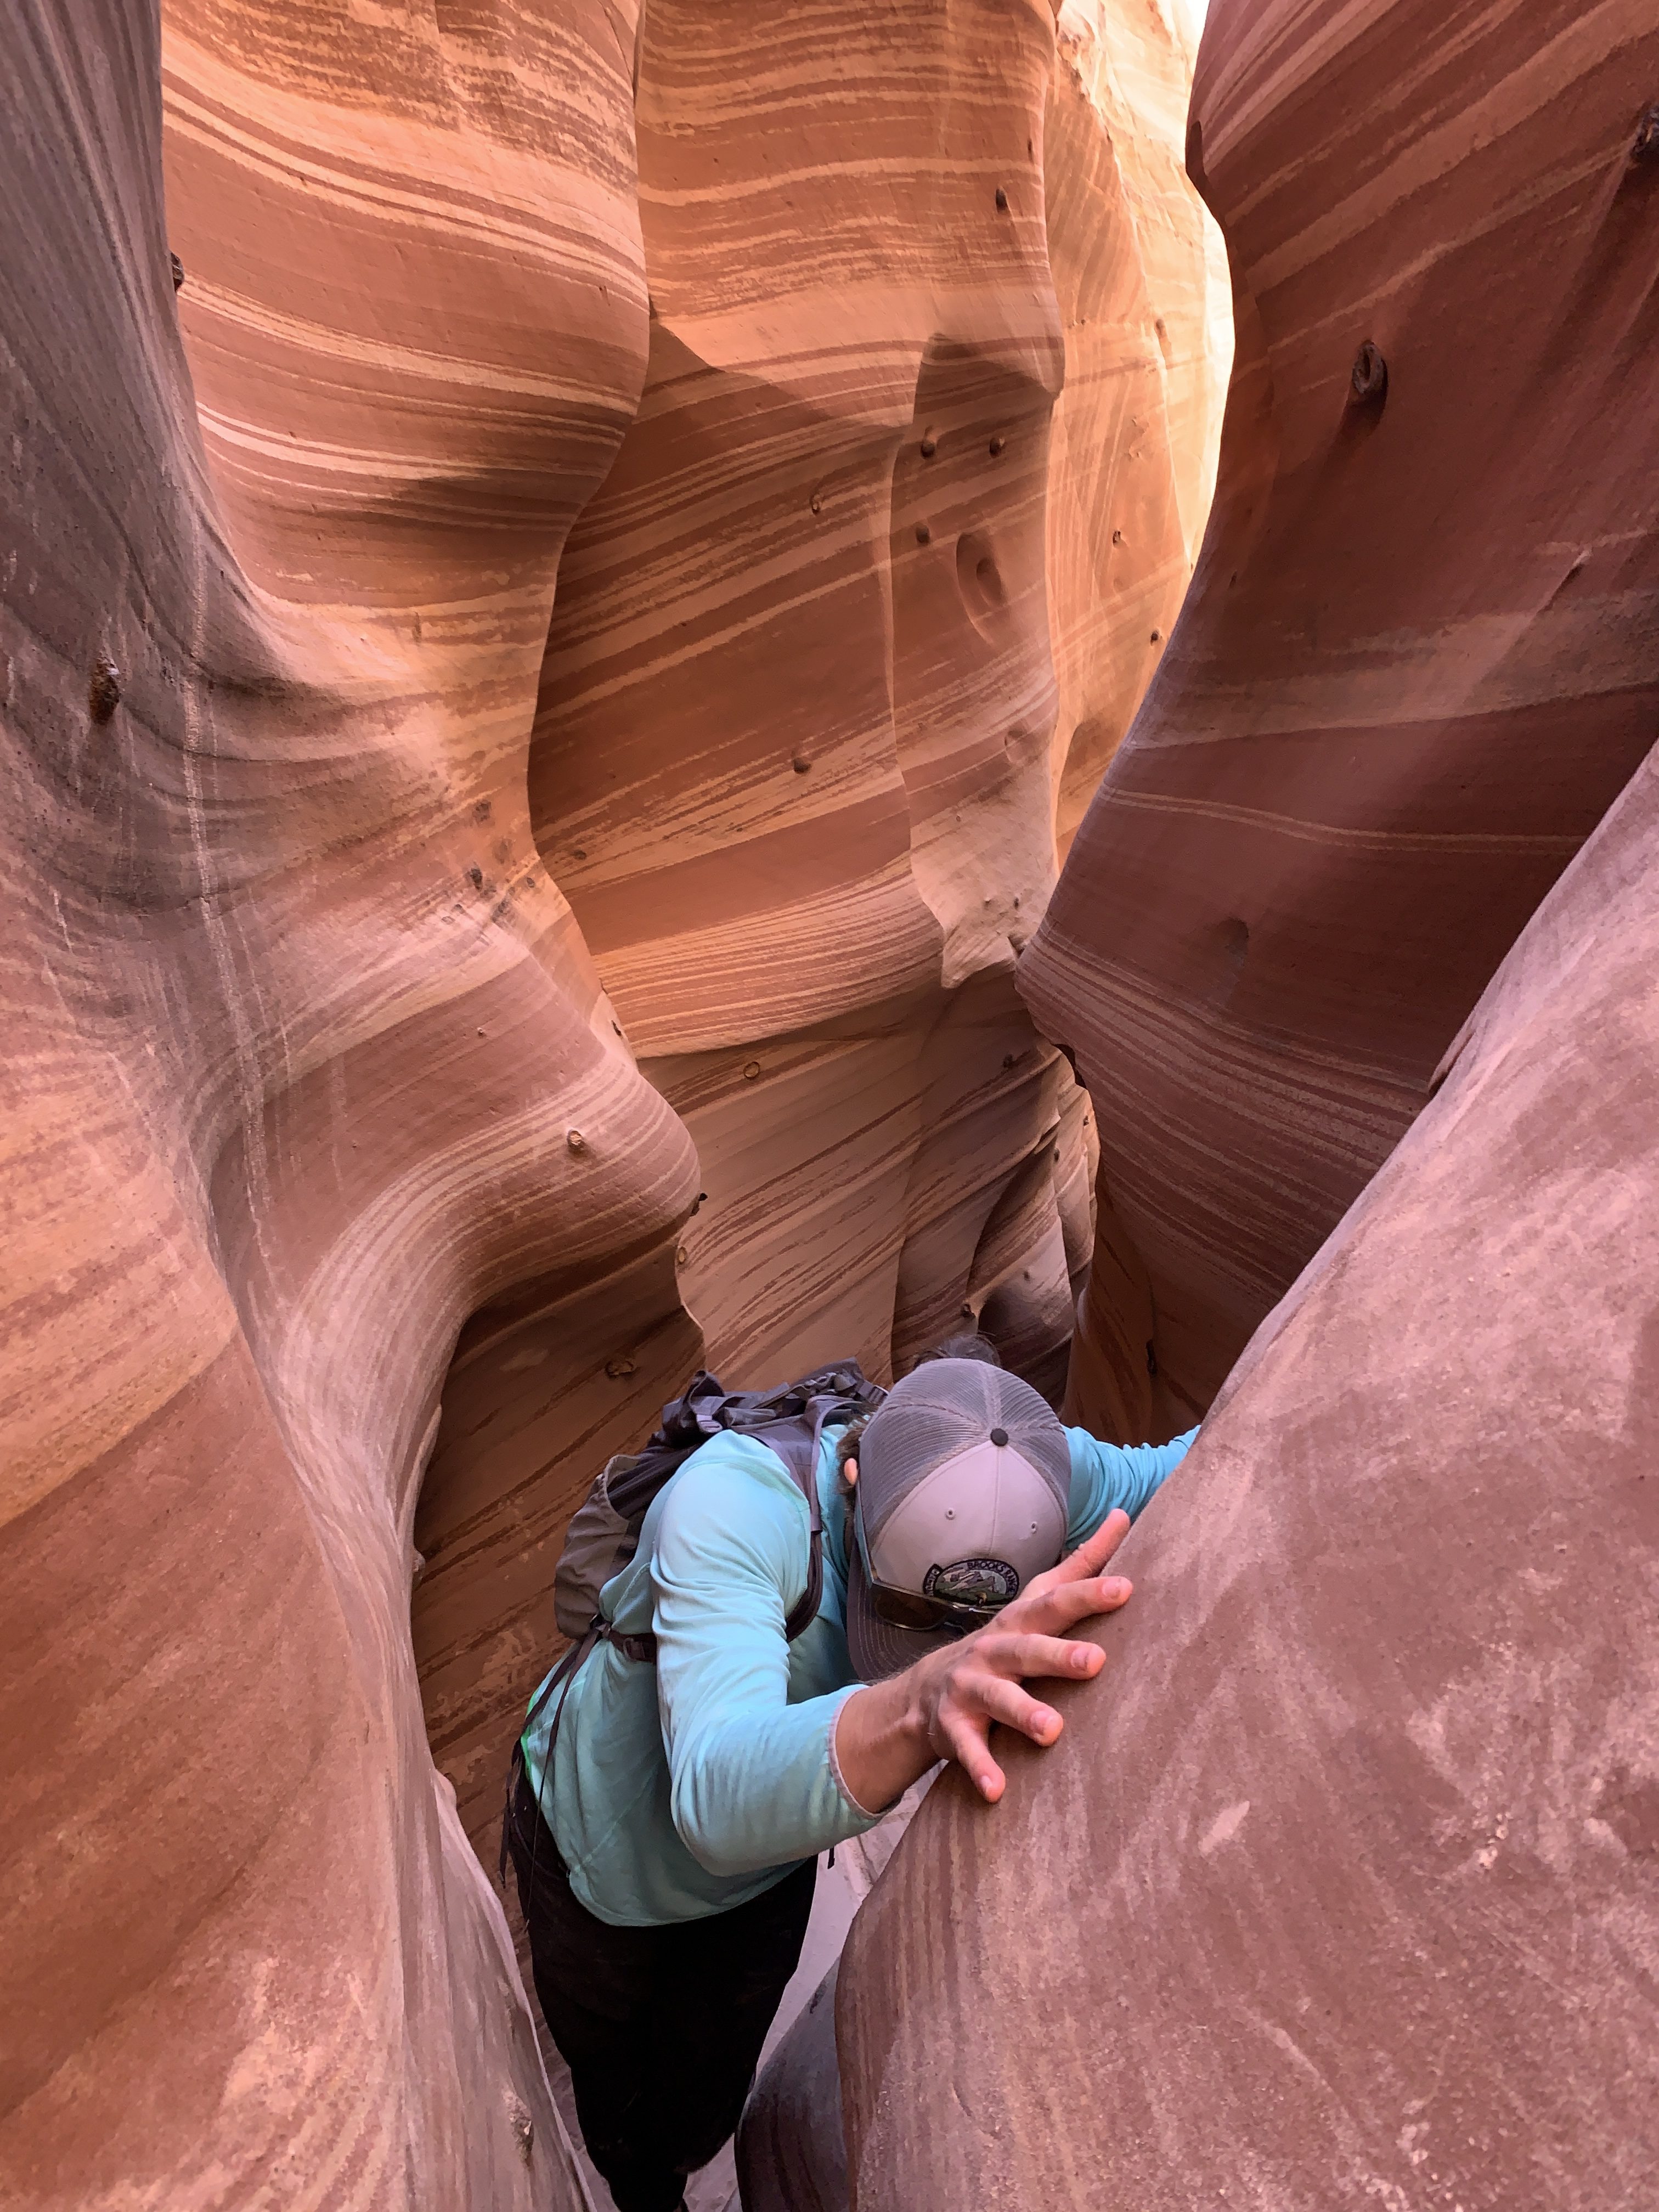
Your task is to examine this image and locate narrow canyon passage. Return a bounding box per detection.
[2,2,1655,2210]
[405,0,1228,1936]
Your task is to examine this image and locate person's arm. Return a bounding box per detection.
[652,1438,881,1876]
[832,1510,1136,1813]
[833,1419,1203,1813]
[1064,1423,1198,1551]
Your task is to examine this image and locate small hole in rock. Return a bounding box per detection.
[1350,339,1389,406]
[88,656,121,723]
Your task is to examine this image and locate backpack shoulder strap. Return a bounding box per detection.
[753,1365,886,1641]
[777,1406,829,1642]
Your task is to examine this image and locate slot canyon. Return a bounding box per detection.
[1,5,1653,2212]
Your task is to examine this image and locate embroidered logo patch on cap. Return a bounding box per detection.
[923,1556,1020,1606]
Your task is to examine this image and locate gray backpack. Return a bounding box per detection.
[551,1361,887,1652]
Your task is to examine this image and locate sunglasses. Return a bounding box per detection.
[851,1487,1017,1634]
[864,1572,1010,1635]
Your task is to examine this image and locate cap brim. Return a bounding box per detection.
[844,1532,960,1682]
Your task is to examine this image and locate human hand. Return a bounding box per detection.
[907,1508,1133,1801]
[833,1509,1133,1813]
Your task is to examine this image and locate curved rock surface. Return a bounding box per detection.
[1046,0,1229,856]
[843,740,1659,2210]
[2,0,1224,2204]
[1022,0,1659,1431]
[424,0,1223,1875]
[4,0,686,2201]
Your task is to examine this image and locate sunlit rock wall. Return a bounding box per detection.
[1046,0,1231,856]
[421,0,1226,1873]
[1022,0,1659,1435]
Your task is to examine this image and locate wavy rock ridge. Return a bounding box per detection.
[1024,0,1659,1432]
[0,0,1221,2205]
[5,0,679,2200]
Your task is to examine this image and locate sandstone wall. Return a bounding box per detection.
[1046,0,1230,856]
[4,0,684,2200]
[844,731,1659,2210]
[1,0,1223,2203]
[417,0,1225,1874]
[1023,0,1659,1433]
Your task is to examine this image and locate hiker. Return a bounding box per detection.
[501,1337,1197,2212]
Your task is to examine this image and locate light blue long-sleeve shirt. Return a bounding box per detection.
[522,1418,1196,1926]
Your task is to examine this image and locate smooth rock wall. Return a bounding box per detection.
[843,687,1659,2212]
[1022,0,1659,1432]
[4,0,685,2200]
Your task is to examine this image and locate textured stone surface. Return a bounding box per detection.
[530,0,1078,1407]
[422,0,1224,1884]
[843,736,1659,2210]
[1,1,1224,2205]
[1046,0,1229,856]
[3,0,684,2200]
[1022,0,1659,1433]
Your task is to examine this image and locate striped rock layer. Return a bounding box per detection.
[421,0,1222,1881]
[1046,0,1230,857]
[4,0,675,2204]
[1021,0,1659,1435]
[1,0,1221,2207]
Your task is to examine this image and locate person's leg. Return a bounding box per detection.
[647,1854,819,2187]
[505,1768,685,2212]
[505,1768,816,2205]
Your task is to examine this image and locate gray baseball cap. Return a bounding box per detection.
[845,1360,1071,1680]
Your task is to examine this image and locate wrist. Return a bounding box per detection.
[898,1650,944,1760]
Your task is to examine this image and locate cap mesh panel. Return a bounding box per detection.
[859,1361,1070,1539]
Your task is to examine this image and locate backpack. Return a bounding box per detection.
[552,1359,887,1649]
[504,1358,889,1887]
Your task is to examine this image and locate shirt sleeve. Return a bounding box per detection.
[650,1435,883,1878]
[1064,1424,1199,1553]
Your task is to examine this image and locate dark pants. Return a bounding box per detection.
[505,1763,816,2212]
